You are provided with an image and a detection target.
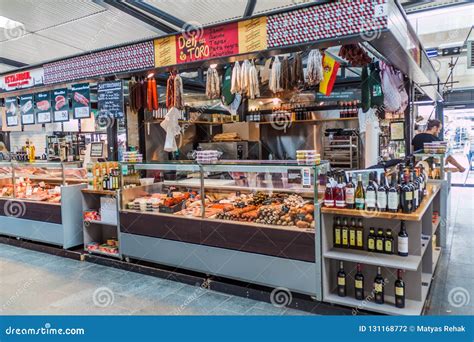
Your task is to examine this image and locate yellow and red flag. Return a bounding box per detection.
[319,54,340,96]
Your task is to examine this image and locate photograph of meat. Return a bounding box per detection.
[20,100,33,114]
[6,102,16,115]
[36,100,51,111]
[55,95,66,110]
[73,92,89,106]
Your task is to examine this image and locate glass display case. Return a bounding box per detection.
[0,161,86,203]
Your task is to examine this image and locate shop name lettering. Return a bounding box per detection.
[178,26,237,61]
[178,34,209,61]
[4,72,31,87]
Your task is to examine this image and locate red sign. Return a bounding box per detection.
[176,22,239,64]
[4,71,31,87]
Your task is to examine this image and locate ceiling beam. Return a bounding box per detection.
[102,0,177,34]
[243,0,257,18]
[0,57,28,68]
[124,0,185,29]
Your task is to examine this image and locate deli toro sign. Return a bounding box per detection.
[0,67,44,92]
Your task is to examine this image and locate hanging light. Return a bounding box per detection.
[147,72,155,78]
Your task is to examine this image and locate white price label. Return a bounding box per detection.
[74,106,90,119]
[22,113,35,124]
[54,110,69,122]
[37,111,51,123]
[7,116,18,126]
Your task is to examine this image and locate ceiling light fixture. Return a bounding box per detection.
[0,16,23,29]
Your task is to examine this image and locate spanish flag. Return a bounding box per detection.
[319,54,340,96]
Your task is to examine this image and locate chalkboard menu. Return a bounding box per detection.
[35,91,52,123]
[52,88,69,122]
[5,97,18,127]
[71,83,91,119]
[19,94,35,125]
[97,80,124,118]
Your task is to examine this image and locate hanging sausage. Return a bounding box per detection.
[151,78,158,111]
[174,74,184,110]
[306,49,324,86]
[231,61,241,94]
[248,60,260,99]
[291,52,304,88]
[166,73,175,109]
[146,78,153,112]
[206,67,220,99]
[269,56,282,94]
[280,56,290,91]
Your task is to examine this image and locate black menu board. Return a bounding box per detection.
[5,97,18,127]
[35,91,52,123]
[52,88,69,122]
[71,83,91,119]
[97,80,124,118]
[19,94,35,125]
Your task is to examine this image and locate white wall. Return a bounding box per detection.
[9,132,47,156]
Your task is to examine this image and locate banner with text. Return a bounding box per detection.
[52,88,69,122]
[35,91,52,124]
[71,83,91,119]
[19,94,35,125]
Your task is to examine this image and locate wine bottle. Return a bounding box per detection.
[349,218,357,249]
[345,174,355,209]
[412,170,420,210]
[387,175,399,213]
[341,217,349,248]
[375,228,385,253]
[356,218,364,250]
[335,175,346,208]
[324,177,335,207]
[374,266,385,304]
[401,173,413,214]
[102,174,109,190]
[384,229,394,254]
[365,173,377,211]
[367,228,376,252]
[398,221,409,257]
[354,263,365,300]
[395,269,405,308]
[333,217,342,248]
[337,261,346,297]
[376,173,388,212]
[355,174,365,210]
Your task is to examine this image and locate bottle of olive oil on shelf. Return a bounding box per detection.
[384,229,394,254]
[349,218,357,249]
[356,218,364,250]
[337,261,346,297]
[375,228,385,253]
[367,228,376,252]
[333,217,342,248]
[374,266,385,304]
[341,217,350,248]
[354,263,365,300]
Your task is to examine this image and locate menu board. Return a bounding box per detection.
[97,81,124,118]
[35,91,52,123]
[52,88,69,122]
[5,97,18,126]
[19,94,35,125]
[71,83,91,119]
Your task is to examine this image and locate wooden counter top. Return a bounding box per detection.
[320,184,440,221]
[81,189,116,196]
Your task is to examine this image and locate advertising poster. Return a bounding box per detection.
[71,83,91,119]
[5,97,19,126]
[52,88,69,122]
[19,94,35,125]
[35,91,52,123]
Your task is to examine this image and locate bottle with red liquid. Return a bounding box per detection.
[324,175,335,207]
[335,174,346,208]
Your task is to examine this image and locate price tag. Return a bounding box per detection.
[7,116,18,126]
[74,106,90,119]
[26,187,33,197]
[37,111,51,124]
[54,110,69,122]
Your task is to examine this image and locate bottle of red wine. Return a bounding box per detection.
[374,266,385,304]
[387,175,399,213]
[335,175,346,208]
[398,221,409,256]
[412,170,420,210]
[354,263,364,300]
[376,172,387,212]
[401,173,413,213]
[337,261,346,297]
[324,176,335,207]
[345,174,355,209]
[365,173,377,211]
[395,269,405,308]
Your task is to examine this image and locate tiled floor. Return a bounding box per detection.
[0,187,472,316]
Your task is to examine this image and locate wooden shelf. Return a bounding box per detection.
[84,219,117,226]
[325,293,424,316]
[81,189,116,196]
[321,184,440,221]
[257,117,358,125]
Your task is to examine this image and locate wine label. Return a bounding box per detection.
[368,239,375,250]
[398,236,409,254]
[374,283,383,293]
[355,198,364,209]
[388,192,399,209]
[366,191,376,207]
[356,231,363,247]
[377,192,387,209]
[414,191,419,207]
[355,280,363,289]
[335,228,341,245]
[396,286,404,296]
[349,230,356,246]
[342,230,348,245]
[324,200,335,207]
[385,240,392,252]
[376,240,384,251]
[335,200,346,208]
[345,188,355,203]
[405,191,413,200]
[338,277,345,286]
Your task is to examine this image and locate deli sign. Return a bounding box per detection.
[0,68,44,92]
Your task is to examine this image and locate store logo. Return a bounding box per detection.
[4,71,31,88]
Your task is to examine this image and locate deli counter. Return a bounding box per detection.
[0,161,86,248]
[118,161,329,298]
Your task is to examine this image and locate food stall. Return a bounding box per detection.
[0,161,86,249]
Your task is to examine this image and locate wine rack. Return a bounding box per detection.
[321,182,443,315]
